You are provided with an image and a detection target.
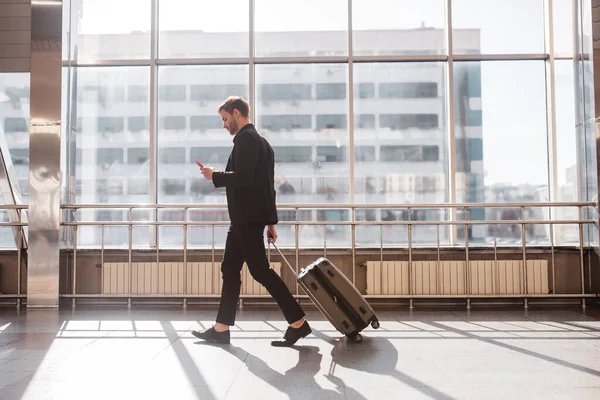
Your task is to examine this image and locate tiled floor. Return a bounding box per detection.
[0,305,599,399]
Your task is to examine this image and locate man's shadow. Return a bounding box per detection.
[195,340,368,400]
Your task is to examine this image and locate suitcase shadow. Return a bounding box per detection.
[328,337,456,400]
[195,341,367,400]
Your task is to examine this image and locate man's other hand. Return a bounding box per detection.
[267,225,278,243]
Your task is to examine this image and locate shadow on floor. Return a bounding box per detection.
[195,328,457,400]
[328,335,457,400]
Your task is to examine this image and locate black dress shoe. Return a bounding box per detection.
[191,326,230,344]
[271,321,312,347]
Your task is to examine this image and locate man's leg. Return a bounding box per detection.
[192,227,244,343]
[215,227,245,326]
[238,224,311,346]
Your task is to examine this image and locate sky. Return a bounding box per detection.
[22,0,583,188]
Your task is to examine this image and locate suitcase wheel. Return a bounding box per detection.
[347,333,363,343]
[371,319,380,329]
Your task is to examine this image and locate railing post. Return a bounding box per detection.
[465,207,470,310]
[521,206,528,309]
[408,207,413,310]
[578,206,586,309]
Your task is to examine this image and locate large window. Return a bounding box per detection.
[61,1,585,249]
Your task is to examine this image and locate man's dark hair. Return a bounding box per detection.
[218,96,250,118]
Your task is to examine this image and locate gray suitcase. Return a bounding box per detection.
[270,240,380,342]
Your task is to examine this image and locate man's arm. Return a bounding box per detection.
[212,133,259,188]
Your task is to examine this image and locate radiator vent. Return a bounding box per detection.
[366,260,549,295]
[102,262,281,295]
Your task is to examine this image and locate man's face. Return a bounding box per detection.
[220,110,239,136]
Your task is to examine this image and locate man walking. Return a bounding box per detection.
[193,96,311,347]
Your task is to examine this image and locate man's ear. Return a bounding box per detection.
[233,109,239,119]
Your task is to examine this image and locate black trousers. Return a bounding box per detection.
[216,224,305,326]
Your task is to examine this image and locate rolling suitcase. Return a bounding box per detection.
[269,239,380,342]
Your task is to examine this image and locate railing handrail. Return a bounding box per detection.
[0,205,28,210]
[58,219,597,226]
[59,201,597,210]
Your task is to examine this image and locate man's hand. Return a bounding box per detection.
[199,166,214,181]
[267,225,278,243]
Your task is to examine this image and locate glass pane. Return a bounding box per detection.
[453,61,549,243]
[255,64,350,205]
[553,0,574,54]
[354,63,447,208]
[452,0,545,54]
[352,0,446,56]
[157,65,249,204]
[581,1,595,123]
[275,209,312,247]
[158,224,184,249]
[297,209,351,248]
[72,208,138,248]
[70,0,151,60]
[71,65,150,240]
[584,118,597,205]
[63,0,70,61]
[158,0,249,58]
[555,60,578,244]
[0,73,30,210]
[255,0,347,57]
[188,209,229,248]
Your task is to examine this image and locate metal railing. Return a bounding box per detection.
[55,201,599,309]
[0,204,29,307]
[0,202,597,308]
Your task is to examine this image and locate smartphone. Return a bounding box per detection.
[196,160,204,168]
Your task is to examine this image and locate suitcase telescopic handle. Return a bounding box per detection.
[268,238,298,276]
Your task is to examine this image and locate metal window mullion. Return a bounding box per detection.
[149,0,159,249]
[573,0,584,205]
[157,57,251,66]
[62,59,153,67]
[573,0,590,249]
[446,0,458,245]
[65,0,74,249]
[63,55,560,69]
[554,54,576,60]
[348,0,356,284]
[452,54,549,61]
[348,0,355,204]
[250,0,255,119]
[353,55,448,63]
[545,0,559,244]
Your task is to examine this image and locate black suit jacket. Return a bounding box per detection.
[212,124,278,226]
